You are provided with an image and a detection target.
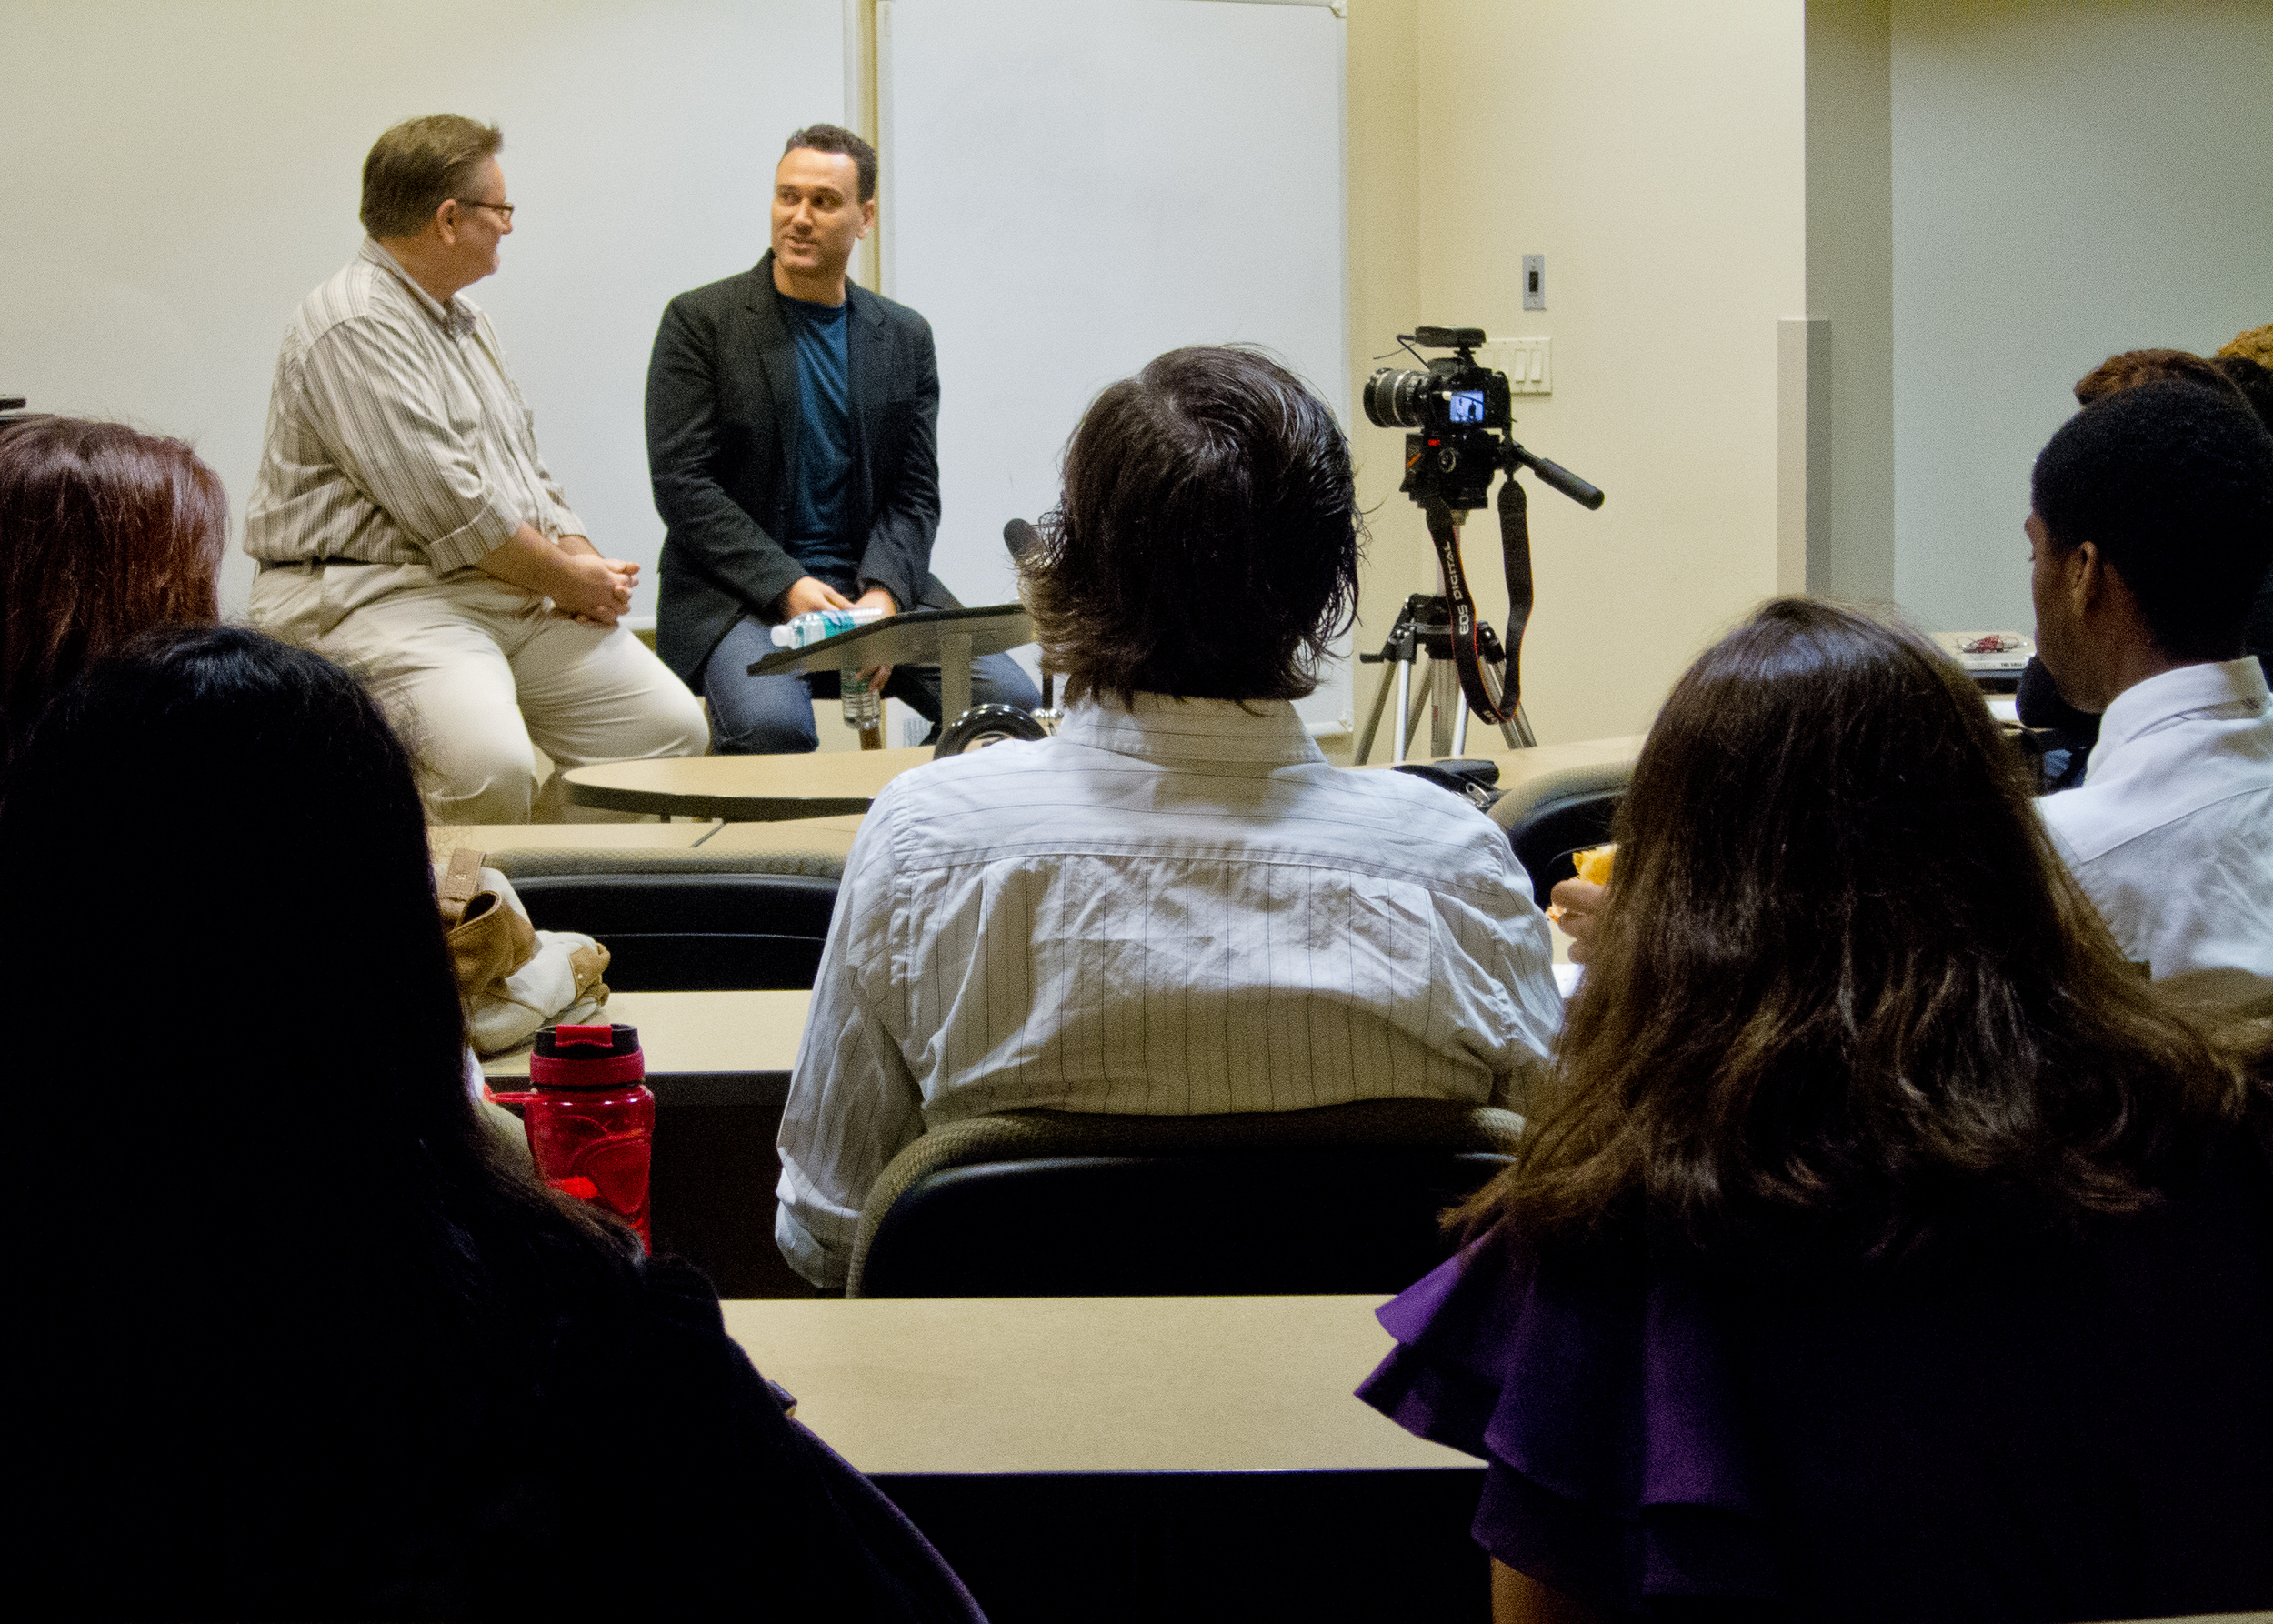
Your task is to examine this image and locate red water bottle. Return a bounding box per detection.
[492,1023,656,1249]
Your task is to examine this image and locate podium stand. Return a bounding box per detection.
[747,604,1035,747]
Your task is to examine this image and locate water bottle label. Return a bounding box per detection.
[770,606,886,648]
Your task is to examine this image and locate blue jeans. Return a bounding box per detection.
[703,613,1043,755]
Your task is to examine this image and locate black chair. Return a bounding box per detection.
[1488,761,1629,907]
[846,1099,1523,1298]
[511,871,837,991]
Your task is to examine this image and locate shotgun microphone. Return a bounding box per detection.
[1003,517,1041,562]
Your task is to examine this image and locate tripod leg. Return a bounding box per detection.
[1429,655,1457,758]
[1393,658,1413,763]
[1353,661,1396,766]
[1509,706,1537,748]
[1452,693,1470,756]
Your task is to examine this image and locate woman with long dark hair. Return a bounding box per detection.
[2,626,980,1620]
[0,415,225,779]
[1362,599,2273,1622]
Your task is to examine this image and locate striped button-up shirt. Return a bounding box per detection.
[243,239,582,574]
[775,694,1565,1287]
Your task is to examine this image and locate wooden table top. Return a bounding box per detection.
[428,820,722,858]
[562,733,1649,824]
[697,814,866,857]
[722,1294,1476,1476]
[563,746,935,821]
[481,987,809,1088]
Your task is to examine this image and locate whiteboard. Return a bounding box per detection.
[0,0,845,619]
[878,0,1352,732]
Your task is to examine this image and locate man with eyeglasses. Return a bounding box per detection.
[644,123,1038,753]
[244,114,706,822]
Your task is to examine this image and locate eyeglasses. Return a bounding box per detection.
[454,199,515,223]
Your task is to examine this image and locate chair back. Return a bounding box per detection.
[510,871,837,991]
[1489,759,1629,907]
[847,1098,1522,1298]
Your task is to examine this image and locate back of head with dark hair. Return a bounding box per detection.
[0,415,225,774]
[1026,346,1361,707]
[784,121,877,203]
[3,626,635,1609]
[2031,378,2273,663]
[2211,354,2273,434]
[1458,598,2248,1272]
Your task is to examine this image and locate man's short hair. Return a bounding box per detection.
[360,115,503,238]
[1026,346,1361,707]
[2031,378,2273,663]
[783,124,877,204]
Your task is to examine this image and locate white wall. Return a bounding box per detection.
[1375,0,1807,746]
[880,0,1351,731]
[0,0,843,618]
[1890,0,2273,634]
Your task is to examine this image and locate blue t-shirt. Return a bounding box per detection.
[779,291,856,587]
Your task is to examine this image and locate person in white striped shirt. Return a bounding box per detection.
[245,115,706,823]
[776,346,1565,1288]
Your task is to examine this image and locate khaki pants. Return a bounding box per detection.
[251,562,707,824]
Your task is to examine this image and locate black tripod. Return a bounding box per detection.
[1354,593,1530,764]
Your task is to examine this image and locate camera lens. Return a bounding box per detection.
[1363,367,1432,429]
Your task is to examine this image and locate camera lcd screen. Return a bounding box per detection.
[1448,389,1487,424]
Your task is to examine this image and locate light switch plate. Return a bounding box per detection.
[1482,336,1552,396]
[1521,254,1546,311]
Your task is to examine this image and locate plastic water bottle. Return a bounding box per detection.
[770,606,886,648]
[494,1023,656,1249]
[842,677,884,747]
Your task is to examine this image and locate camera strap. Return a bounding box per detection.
[1422,476,1531,727]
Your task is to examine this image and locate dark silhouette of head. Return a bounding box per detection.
[4,626,636,1610]
[1026,346,1361,707]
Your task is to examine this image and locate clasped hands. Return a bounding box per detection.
[776,576,899,691]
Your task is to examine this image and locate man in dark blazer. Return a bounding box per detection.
[645,124,1037,753]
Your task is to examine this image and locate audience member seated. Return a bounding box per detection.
[1361,598,2273,1624]
[775,346,1565,1289]
[2026,379,2273,1015]
[2019,346,2257,786]
[1557,379,2273,1008]
[2211,323,2273,677]
[0,415,224,787]
[1,627,980,1620]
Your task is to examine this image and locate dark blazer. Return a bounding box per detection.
[646,252,949,692]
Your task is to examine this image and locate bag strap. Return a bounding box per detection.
[437,845,486,927]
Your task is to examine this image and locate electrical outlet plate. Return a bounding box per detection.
[1482,336,1552,396]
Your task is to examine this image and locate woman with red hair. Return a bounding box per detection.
[0,415,226,777]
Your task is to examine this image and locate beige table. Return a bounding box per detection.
[562,745,933,821]
[726,1294,1487,1617]
[722,1293,1469,1476]
[481,987,807,1093]
[696,812,866,861]
[428,820,721,859]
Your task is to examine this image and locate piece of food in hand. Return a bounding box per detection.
[1547,844,1616,922]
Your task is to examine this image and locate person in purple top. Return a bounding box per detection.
[1360,598,2273,1623]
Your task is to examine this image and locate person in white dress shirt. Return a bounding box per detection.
[774,346,1565,1288]
[2025,378,2273,1015]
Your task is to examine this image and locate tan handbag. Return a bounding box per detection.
[435,847,612,1056]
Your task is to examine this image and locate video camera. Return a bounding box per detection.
[1363,326,1513,509]
[1354,328,1604,751]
